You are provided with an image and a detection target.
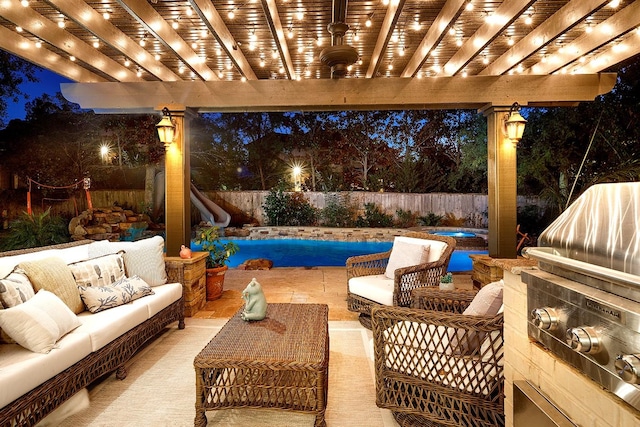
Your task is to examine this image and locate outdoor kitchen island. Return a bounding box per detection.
[500,183,640,427]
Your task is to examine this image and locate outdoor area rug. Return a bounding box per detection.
[57,317,397,427]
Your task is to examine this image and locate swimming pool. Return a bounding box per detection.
[192,239,487,272]
[432,231,477,238]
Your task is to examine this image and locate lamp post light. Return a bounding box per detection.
[100,144,110,163]
[503,102,527,144]
[292,166,302,191]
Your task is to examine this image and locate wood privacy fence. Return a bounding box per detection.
[36,190,541,228]
[201,191,542,228]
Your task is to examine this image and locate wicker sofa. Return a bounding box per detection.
[0,237,185,427]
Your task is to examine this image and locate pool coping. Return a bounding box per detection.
[223,226,488,249]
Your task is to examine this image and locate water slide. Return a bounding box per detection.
[154,172,231,227]
[189,183,231,227]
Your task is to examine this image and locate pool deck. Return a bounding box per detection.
[192,267,474,320]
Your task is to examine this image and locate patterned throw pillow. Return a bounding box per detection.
[68,252,126,288]
[78,275,155,313]
[18,257,85,315]
[0,269,35,308]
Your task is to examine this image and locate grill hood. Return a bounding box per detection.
[522,182,640,301]
[538,182,640,274]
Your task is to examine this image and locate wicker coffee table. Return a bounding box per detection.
[194,303,329,427]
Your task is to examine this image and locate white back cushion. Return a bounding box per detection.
[384,238,431,279]
[394,236,447,263]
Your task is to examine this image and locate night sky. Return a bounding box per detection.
[6,67,71,122]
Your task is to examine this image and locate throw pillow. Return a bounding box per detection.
[0,290,81,353]
[0,268,35,308]
[68,252,126,288]
[78,275,155,313]
[384,239,431,279]
[451,280,504,355]
[18,257,85,314]
[88,236,167,287]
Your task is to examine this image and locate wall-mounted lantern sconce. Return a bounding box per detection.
[156,107,176,148]
[503,102,527,144]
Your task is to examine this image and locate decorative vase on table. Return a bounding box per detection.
[193,226,239,301]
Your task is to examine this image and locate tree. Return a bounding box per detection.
[0,52,38,128]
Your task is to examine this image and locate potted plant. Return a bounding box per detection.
[439,272,455,291]
[194,226,239,301]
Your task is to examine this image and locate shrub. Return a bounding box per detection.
[262,188,317,226]
[355,203,394,228]
[1,208,70,251]
[418,212,443,226]
[439,212,466,227]
[321,193,357,227]
[394,209,419,228]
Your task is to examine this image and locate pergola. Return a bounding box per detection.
[1,0,638,257]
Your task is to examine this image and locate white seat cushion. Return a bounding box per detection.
[75,302,148,351]
[0,330,92,408]
[348,274,394,306]
[131,282,182,318]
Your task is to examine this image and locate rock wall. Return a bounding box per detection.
[69,206,155,241]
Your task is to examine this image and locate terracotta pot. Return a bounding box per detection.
[206,265,228,301]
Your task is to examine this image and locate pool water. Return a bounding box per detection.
[191,239,487,272]
[432,231,477,238]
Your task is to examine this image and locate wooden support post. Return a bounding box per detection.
[483,105,518,259]
[161,106,193,257]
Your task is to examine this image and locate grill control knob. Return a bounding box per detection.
[531,307,559,331]
[615,355,640,384]
[566,327,600,354]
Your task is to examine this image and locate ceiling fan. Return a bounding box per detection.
[319,0,359,79]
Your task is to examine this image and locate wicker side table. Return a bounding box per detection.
[194,303,329,427]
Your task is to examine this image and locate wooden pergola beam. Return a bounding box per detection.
[61,73,617,113]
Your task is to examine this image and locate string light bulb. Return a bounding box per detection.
[93,40,100,48]
[365,14,373,28]
[16,26,23,33]
[20,0,29,7]
[228,9,235,19]
[102,11,110,20]
[124,58,131,67]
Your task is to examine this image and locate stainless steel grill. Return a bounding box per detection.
[522,182,640,412]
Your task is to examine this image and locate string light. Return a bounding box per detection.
[296,9,304,20]
[155,53,161,61]
[35,40,42,48]
[365,14,373,28]
[259,57,266,67]
[228,9,235,19]
[93,40,100,48]
[58,18,66,29]
[20,0,29,7]
[465,1,473,11]
[70,55,76,61]
[272,49,278,59]
[124,58,131,67]
[102,11,110,20]
[172,20,179,29]
[16,26,23,33]
[413,17,420,31]
[140,37,147,47]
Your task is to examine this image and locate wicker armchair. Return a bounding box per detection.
[371,288,504,427]
[346,232,456,329]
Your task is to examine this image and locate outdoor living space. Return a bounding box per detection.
[50,267,477,427]
[196,268,475,320]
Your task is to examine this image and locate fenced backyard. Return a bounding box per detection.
[4,189,543,229]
